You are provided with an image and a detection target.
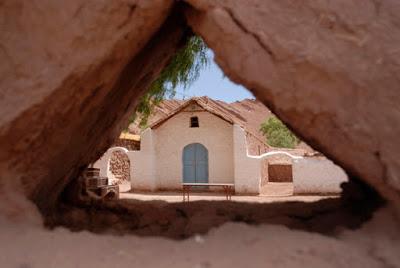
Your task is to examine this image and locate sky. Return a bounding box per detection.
[173,51,254,103]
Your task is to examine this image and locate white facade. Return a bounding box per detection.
[131,107,260,194]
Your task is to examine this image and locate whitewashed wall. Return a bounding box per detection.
[153,108,234,189]
[292,158,348,194]
[130,129,156,191]
[233,125,261,194]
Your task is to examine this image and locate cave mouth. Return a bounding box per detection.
[46,73,384,240]
[38,5,384,240]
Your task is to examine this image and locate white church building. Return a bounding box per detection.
[94,97,347,195]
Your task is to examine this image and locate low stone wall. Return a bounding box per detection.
[292,158,348,194]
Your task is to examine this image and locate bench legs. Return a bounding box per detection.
[222,185,234,200]
[182,185,190,202]
[182,185,234,202]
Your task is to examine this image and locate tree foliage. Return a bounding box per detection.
[131,35,209,128]
[260,115,299,149]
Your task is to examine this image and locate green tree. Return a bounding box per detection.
[260,116,299,148]
[130,35,209,128]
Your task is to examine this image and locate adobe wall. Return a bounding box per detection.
[233,125,261,194]
[130,129,157,191]
[293,157,348,194]
[245,133,269,156]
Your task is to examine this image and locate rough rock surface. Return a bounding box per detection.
[0,0,399,215]
[0,0,189,213]
[0,1,400,266]
[185,0,400,207]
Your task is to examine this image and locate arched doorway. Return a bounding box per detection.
[182,143,208,183]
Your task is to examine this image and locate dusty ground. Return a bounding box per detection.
[0,180,396,267]
[47,182,379,240]
[1,206,399,268]
[120,191,331,203]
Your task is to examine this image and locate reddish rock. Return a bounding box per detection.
[0,0,399,216]
[184,0,400,208]
[0,0,188,214]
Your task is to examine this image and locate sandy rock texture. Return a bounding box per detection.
[1,207,399,268]
[0,0,190,213]
[185,0,400,206]
[0,1,400,266]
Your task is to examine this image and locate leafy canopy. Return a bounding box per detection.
[131,35,209,128]
[260,115,299,149]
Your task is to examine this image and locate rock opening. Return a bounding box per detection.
[0,1,399,266]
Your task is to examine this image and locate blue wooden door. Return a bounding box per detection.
[183,143,208,183]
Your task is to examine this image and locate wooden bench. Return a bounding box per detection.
[182,183,235,202]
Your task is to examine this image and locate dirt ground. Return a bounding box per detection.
[47,184,379,240]
[120,191,331,203]
[120,182,302,202]
[0,181,398,267]
[1,206,399,268]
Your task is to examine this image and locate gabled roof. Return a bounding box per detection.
[150,97,235,128]
[149,96,270,147]
[127,96,316,154]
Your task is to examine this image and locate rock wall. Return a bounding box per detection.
[0,0,190,213]
[184,0,400,207]
[0,0,399,216]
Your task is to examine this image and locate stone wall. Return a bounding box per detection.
[109,151,130,182]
